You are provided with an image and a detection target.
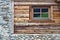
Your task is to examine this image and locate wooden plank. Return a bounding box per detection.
[53,12,60,14]
[15,10,29,12]
[14,29,60,34]
[14,25,60,30]
[51,6,53,20]
[14,10,29,14]
[14,18,29,22]
[53,12,60,19]
[14,23,60,26]
[14,2,56,5]
[14,14,29,18]
[14,6,29,10]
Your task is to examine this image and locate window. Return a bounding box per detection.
[33,7,49,20]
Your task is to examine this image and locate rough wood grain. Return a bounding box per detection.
[14,5,60,34]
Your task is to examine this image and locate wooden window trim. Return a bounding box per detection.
[29,6,51,21]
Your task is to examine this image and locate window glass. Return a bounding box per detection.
[34,8,40,12]
[41,13,48,17]
[42,9,48,12]
[33,14,40,17]
[33,8,48,19]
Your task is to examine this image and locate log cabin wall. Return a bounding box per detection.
[14,5,55,24]
[53,5,60,23]
[14,6,29,23]
[14,0,60,34]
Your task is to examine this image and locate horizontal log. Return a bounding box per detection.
[14,6,29,9]
[14,9,29,11]
[14,23,60,26]
[53,12,60,19]
[14,14,29,18]
[14,25,60,30]
[14,10,29,14]
[14,29,60,34]
[14,18,29,22]
[14,2,57,5]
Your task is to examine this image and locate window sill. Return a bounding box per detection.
[28,19,55,23]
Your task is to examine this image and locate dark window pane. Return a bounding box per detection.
[33,14,40,17]
[34,8,40,12]
[42,9,48,12]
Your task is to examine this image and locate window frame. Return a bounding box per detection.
[30,6,51,20]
